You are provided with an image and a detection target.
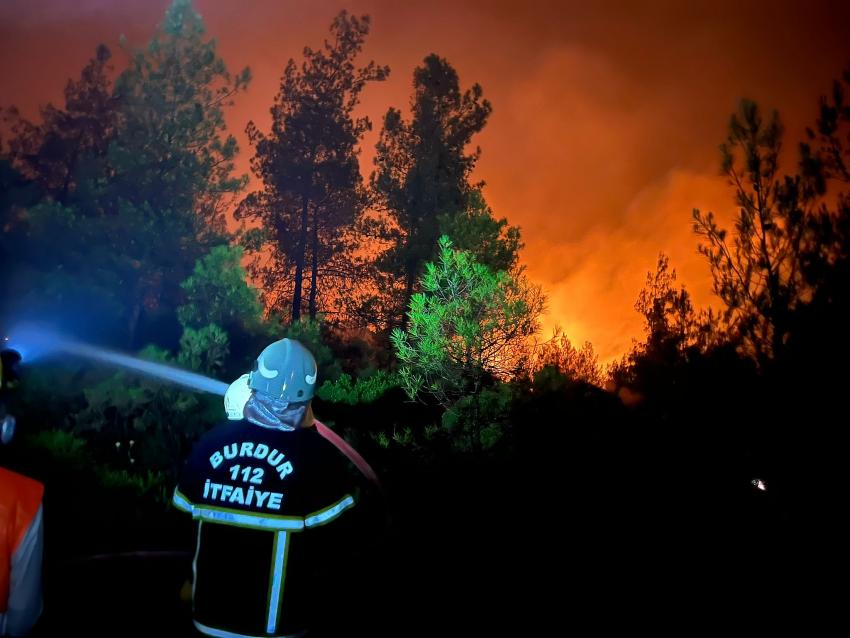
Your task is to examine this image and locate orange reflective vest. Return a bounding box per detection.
[0,468,44,613]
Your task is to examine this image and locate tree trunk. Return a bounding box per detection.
[471,377,482,455]
[400,261,416,330]
[58,142,80,205]
[291,192,310,323]
[309,207,319,320]
[128,301,142,349]
[127,275,145,348]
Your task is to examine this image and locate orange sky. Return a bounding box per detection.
[2,0,849,362]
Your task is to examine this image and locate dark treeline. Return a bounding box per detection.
[1,0,848,633]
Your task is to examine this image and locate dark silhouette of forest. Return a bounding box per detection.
[1,0,847,633]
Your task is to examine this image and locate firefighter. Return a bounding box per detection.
[1,347,44,637]
[0,348,21,445]
[173,338,362,638]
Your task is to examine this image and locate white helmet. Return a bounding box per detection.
[224,374,252,420]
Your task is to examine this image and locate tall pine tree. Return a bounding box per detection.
[104,0,250,344]
[2,0,250,347]
[370,54,492,329]
[237,11,388,323]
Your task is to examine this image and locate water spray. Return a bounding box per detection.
[61,339,229,396]
[5,323,227,396]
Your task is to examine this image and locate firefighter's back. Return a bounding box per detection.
[175,419,357,638]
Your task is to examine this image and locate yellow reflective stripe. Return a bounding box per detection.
[173,491,355,529]
[172,489,193,512]
[265,531,289,633]
[304,494,355,528]
[194,506,305,531]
